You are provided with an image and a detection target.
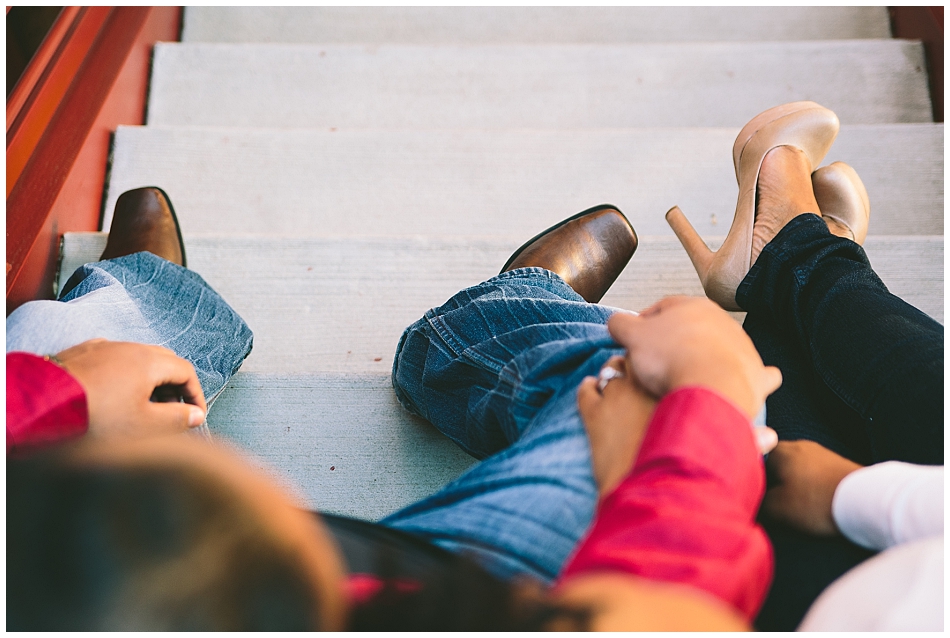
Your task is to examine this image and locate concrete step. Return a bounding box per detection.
[59,234,944,376]
[182,7,891,44]
[206,371,476,522]
[103,124,944,238]
[147,41,931,129]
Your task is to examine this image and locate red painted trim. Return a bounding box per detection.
[7,7,79,134]
[7,7,111,198]
[6,7,182,312]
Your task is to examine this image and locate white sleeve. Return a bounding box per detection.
[798,536,944,631]
[831,461,943,551]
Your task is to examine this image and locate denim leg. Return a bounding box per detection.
[737,214,943,466]
[384,267,623,583]
[6,252,253,404]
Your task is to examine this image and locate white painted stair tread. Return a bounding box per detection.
[59,234,944,376]
[104,125,944,238]
[207,372,476,522]
[182,7,891,44]
[147,41,931,129]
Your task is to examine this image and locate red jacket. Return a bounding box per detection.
[559,387,773,621]
[6,352,88,456]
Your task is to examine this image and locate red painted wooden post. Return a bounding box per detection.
[6,6,182,313]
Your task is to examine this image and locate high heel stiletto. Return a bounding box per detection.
[812,162,870,245]
[666,101,840,310]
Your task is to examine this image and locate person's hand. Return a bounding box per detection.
[607,296,782,419]
[762,440,862,536]
[578,356,779,498]
[578,356,657,498]
[54,339,207,440]
[754,426,780,455]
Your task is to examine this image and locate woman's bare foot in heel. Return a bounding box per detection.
[751,146,822,264]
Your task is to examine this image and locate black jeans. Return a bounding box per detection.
[736,214,944,630]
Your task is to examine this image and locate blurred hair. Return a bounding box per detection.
[7,452,321,631]
[349,544,591,631]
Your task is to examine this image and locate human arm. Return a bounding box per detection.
[761,439,862,536]
[7,340,207,456]
[577,355,777,499]
[561,386,774,621]
[605,296,782,419]
[764,440,943,549]
[554,572,750,631]
[7,352,89,455]
[556,296,781,624]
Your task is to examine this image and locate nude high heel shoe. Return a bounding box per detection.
[666,101,839,310]
[812,162,870,245]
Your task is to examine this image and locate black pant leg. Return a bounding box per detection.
[737,214,943,465]
[744,308,875,631]
[744,311,874,464]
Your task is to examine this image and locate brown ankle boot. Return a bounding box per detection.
[501,204,638,303]
[99,187,186,266]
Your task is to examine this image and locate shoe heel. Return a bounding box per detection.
[812,162,870,245]
[666,206,713,278]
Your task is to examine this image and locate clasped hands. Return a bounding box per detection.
[578,296,782,497]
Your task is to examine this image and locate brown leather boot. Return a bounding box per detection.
[501,204,638,303]
[99,187,186,266]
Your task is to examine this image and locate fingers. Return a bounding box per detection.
[144,346,208,413]
[598,356,627,392]
[145,401,207,435]
[577,376,601,420]
[606,296,695,352]
[755,427,779,455]
[606,311,640,347]
[761,365,783,396]
[577,357,632,421]
[636,295,693,319]
[578,358,658,498]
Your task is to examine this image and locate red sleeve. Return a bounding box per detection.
[7,352,88,456]
[558,387,773,621]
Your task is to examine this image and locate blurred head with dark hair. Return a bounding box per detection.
[7,437,594,631]
[7,438,348,631]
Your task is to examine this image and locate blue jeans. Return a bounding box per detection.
[6,252,253,408]
[383,267,624,583]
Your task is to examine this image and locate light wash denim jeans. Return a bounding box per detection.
[6,252,253,409]
[384,267,625,584]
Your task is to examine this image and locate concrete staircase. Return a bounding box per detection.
[60,7,943,522]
